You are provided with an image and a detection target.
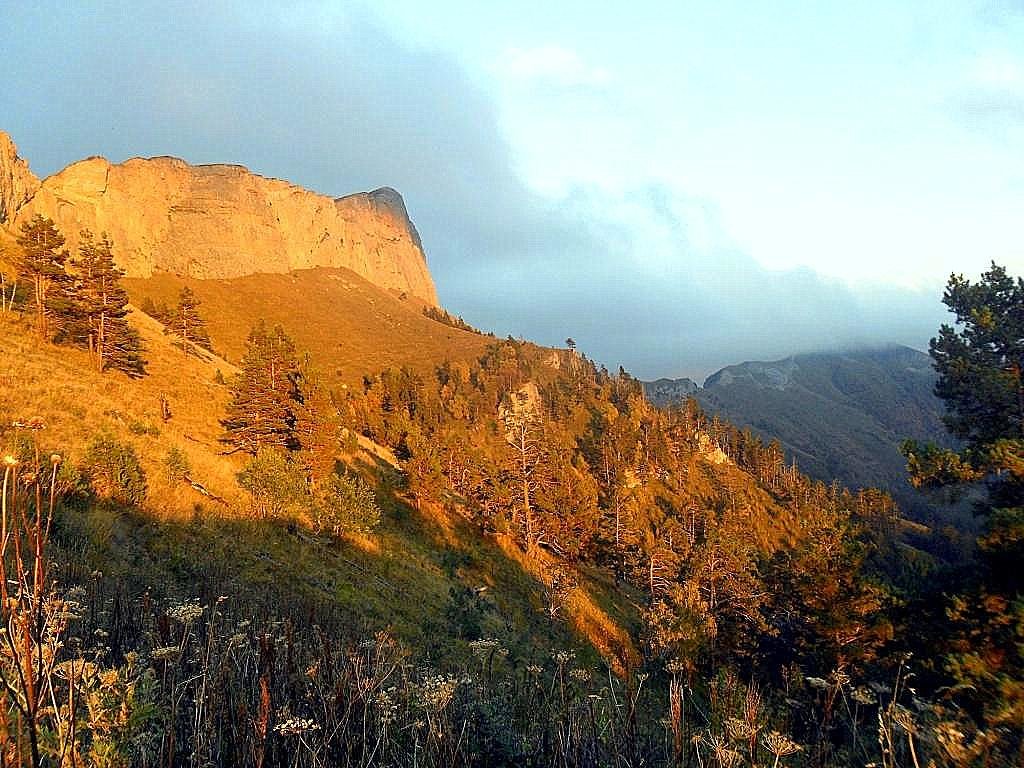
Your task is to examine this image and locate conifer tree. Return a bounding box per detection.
[15,215,71,341]
[221,321,301,454]
[294,374,341,489]
[171,286,211,356]
[75,230,145,376]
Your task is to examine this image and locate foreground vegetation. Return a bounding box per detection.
[1,218,1021,765]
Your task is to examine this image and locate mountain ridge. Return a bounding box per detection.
[644,345,951,520]
[0,131,438,304]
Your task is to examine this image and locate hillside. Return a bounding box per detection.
[123,267,491,384]
[0,310,641,669]
[645,346,951,520]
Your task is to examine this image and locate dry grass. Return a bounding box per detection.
[124,267,491,385]
[1,310,638,672]
[2,307,245,515]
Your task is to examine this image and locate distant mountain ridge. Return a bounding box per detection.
[645,346,950,518]
[0,130,438,304]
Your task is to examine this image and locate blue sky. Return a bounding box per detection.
[2,1,1022,378]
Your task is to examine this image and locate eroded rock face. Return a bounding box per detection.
[4,133,437,304]
[0,133,40,225]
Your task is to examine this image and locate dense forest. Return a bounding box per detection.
[0,216,1021,766]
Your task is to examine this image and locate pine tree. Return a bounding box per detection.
[294,374,341,489]
[15,215,71,341]
[221,321,301,454]
[171,286,211,356]
[75,230,145,376]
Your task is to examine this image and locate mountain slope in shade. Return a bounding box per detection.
[0,130,438,305]
[645,346,951,519]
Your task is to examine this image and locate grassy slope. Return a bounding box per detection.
[123,268,491,385]
[1,309,640,670]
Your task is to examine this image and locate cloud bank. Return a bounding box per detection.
[1,1,946,379]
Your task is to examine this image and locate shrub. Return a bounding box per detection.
[314,472,382,535]
[163,446,191,484]
[238,447,307,520]
[5,432,90,503]
[82,434,148,505]
[128,420,160,436]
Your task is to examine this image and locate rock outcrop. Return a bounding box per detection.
[643,377,700,408]
[0,133,39,225]
[1,131,437,304]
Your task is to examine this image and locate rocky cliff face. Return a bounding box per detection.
[0,132,437,305]
[0,133,40,225]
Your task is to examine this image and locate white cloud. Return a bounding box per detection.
[968,50,1024,91]
[499,45,611,87]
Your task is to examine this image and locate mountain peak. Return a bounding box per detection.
[0,131,438,305]
[0,130,40,225]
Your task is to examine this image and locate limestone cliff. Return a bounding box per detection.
[0,133,39,225]
[2,132,438,304]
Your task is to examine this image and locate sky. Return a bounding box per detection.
[2,1,1022,380]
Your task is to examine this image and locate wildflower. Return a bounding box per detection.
[152,646,181,662]
[828,669,850,688]
[275,717,320,736]
[890,704,916,733]
[725,716,754,741]
[526,664,543,676]
[703,734,742,768]
[374,688,398,718]
[3,455,18,466]
[569,668,590,682]
[666,658,687,675]
[762,731,801,758]
[469,638,501,657]
[851,686,876,706]
[167,601,204,624]
[552,650,575,665]
[417,675,458,710]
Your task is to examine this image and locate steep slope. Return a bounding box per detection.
[0,311,632,667]
[123,267,490,384]
[0,130,437,304]
[0,132,39,223]
[645,346,951,519]
[645,376,699,405]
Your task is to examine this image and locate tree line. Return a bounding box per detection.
[2,214,215,374]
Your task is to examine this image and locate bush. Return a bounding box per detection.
[237,448,307,520]
[5,432,90,503]
[163,446,191,484]
[315,472,382,535]
[82,434,148,505]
